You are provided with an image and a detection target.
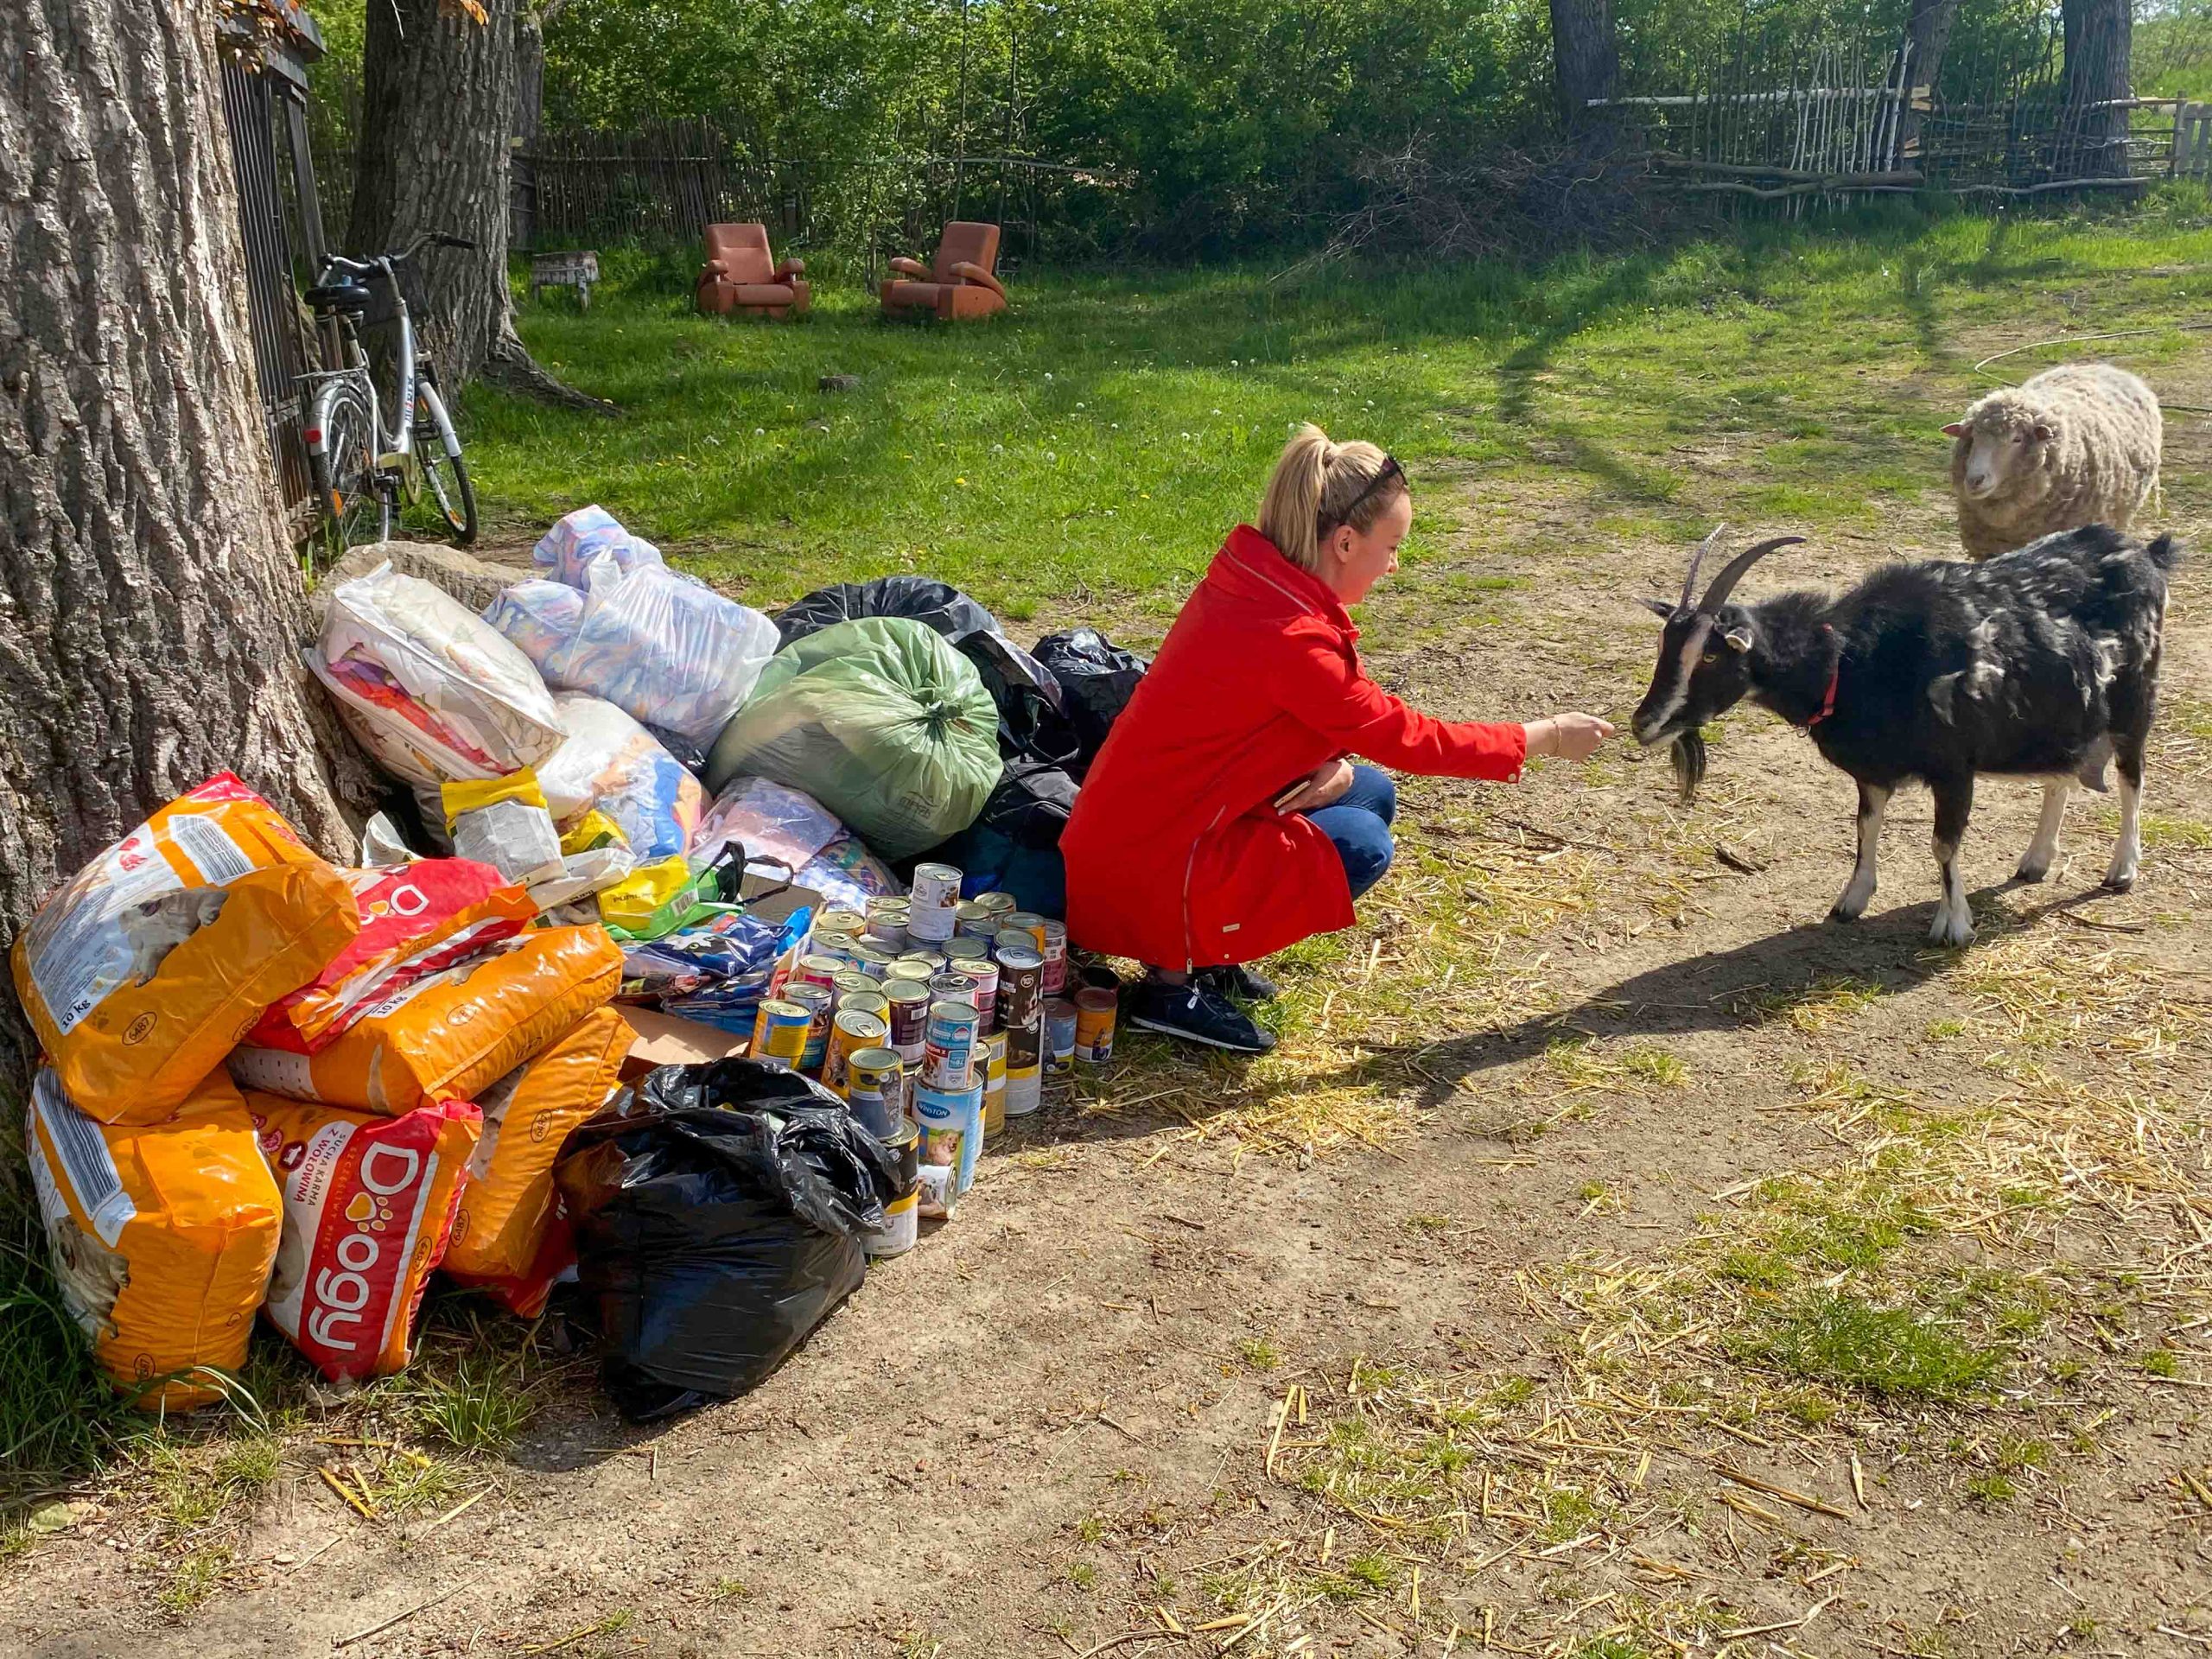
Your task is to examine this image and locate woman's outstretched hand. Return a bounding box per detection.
[1275,757,1356,813]
[1524,712,1616,763]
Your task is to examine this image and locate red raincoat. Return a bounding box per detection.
[1062,525,1528,971]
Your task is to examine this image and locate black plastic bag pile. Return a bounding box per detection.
[554,1060,901,1421]
[772,577,1152,915]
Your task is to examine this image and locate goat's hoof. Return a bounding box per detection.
[1928,912,1977,948]
[2102,868,2138,893]
[1826,905,1862,925]
[2013,860,2050,886]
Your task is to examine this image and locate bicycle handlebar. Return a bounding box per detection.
[315,231,477,283]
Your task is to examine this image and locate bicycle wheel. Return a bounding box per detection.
[413,376,478,544]
[308,378,389,552]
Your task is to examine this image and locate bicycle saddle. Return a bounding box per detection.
[305,283,371,314]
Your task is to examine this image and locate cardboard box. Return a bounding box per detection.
[616,1005,749,1081]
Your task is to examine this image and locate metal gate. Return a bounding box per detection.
[219,3,330,535]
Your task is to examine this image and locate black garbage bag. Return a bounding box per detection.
[1033,629,1150,776]
[554,1061,899,1421]
[774,575,1001,648]
[773,576,1070,760]
[916,758,1079,916]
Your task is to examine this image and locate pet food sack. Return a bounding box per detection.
[12,775,362,1126]
[536,694,704,861]
[444,1007,628,1310]
[311,563,564,788]
[26,1069,281,1410]
[245,861,536,1054]
[228,926,623,1116]
[702,618,1000,860]
[247,1093,480,1382]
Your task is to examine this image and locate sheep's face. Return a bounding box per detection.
[1947,398,2055,505]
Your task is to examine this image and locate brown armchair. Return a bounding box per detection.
[696,223,809,320]
[880,221,1007,321]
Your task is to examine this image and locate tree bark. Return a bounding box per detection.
[0,0,365,1078]
[511,0,566,254]
[349,0,611,410]
[1549,0,1623,142]
[1897,0,1960,162]
[2061,0,2135,179]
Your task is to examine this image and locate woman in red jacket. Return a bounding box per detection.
[1061,426,1614,1052]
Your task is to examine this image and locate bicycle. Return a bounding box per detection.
[301,231,480,553]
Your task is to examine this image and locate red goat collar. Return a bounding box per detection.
[1806,626,1840,731]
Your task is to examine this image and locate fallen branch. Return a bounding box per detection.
[334,1576,474,1649]
[1715,1463,1856,1521]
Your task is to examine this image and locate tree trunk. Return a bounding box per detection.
[2061,0,2135,179]
[0,0,365,1079]
[1549,0,1623,143]
[1897,0,1960,162]
[511,0,564,254]
[349,0,611,410]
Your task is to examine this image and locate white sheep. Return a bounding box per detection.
[1945,362,2162,561]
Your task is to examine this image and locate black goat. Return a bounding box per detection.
[1631,524,2179,944]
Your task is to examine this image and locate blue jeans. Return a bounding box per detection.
[1305,765,1396,899]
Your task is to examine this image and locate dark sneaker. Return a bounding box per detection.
[1128,979,1275,1054]
[1199,963,1280,1002]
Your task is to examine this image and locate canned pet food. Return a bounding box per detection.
[942,935,989,965]
[847,1047,906,1139]
[1046,998,1078,1074]
[914,1081,983,1198]
[816,907,868,939]
[961,957,1001,1029]
[794,954,845,993]
[838,989,890,1027]
[884,959,933,987]
[923,999,981,1090]
[1040,920,1070,996]
[954,900,995,937]
[930,972,982,1010]
[976,890,1017,918]
[980,1029,1007,1136]
[883,979,931,1048]
[866,1122,922,1255]
[850,943,899,980]
[915,1160,957,1221]
[997,944,1044,1051]
[749,999,812,1070]
[1000,911,1049,957]
[831,970,879,1009]
[786,982,834,1073]
[1074,985,1118,1064]
[907,861,962,943]
[825,1009,888,1096]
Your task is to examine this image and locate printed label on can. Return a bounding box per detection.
[865,1189,919,1257]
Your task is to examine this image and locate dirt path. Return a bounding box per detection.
[10,403,2212,1659]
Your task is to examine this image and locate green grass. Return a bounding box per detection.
[406,1355,537,1453]
[467,192,2212,626]
[1742,1290,2007,1401]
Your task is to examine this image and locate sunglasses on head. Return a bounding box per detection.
[1319,454,1404,535]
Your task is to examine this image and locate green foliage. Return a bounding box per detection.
[1743,1290,2006,1400]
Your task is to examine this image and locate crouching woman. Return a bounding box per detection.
[1061,426,1615,1053]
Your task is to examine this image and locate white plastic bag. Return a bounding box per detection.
[543,566,779,748]
[482,580,584,672]
[533,505,665,593]
[312,563,563,787]
[535,694,704,861]
[690,776,846,874]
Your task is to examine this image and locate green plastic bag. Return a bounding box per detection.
[703,618,999,861]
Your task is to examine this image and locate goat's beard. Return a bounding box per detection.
[1669,730,1706,805]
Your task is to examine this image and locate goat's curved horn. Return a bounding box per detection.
[1678,524,1727,610]
[1696,535,1807,615]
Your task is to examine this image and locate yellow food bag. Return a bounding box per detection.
[12,775,361,1125]
[594,855,693,934]
[440,767,548,824]
[559,810,628,855]
[245,1093,480,1382]
[445,1006,627,1297]
[227,925,621,1115]
[26,1068,280,1410]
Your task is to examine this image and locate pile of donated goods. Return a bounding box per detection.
[15,506,1150,1423]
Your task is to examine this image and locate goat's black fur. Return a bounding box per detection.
[1633,524,2180,943]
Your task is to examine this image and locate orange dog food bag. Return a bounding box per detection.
[444,1007,628,1309]
[12,775,359,1125]
[228,925,622,1116]
[247,1093,481,1382]
[26,1068,281,1410]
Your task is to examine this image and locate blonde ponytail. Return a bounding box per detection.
[1256,423,1404,575]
